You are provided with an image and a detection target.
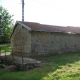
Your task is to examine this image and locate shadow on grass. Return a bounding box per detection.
[0,53,80,80]
[34,53,80,80]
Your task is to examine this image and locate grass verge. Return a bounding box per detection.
[0,53,80,80]
[0,44,11,53]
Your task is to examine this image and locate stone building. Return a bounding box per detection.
[11,21,80,57]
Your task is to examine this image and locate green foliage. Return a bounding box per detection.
[0,6,14,43]
[0,44,11,53]
[0,53,80,80]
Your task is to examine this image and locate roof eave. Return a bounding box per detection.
[31,30,79,34]
[16,21,31,31]
[10,21,32,38]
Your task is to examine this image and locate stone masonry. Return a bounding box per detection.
[11,21,80,57]
[31,31,80,56]
[11,24,31,57]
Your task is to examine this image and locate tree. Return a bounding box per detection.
[0,6,14,43]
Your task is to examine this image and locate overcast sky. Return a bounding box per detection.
[0,0,80,26]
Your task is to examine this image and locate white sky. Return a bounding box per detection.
[0,0,80,26]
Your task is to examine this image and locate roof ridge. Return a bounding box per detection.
[15,21,80,34]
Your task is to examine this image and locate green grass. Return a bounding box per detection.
[0,44,11,53]
[1,53,80,80]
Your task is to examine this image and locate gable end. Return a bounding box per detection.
[10,21,32,38]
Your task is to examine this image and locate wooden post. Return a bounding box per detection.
[12,48,14,61]
[0,47,1,56]
[22,0,24,21]
[21,46,24,71]
[4,47,6,64]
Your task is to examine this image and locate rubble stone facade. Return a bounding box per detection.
[11,21,80,57]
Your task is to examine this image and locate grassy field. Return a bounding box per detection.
[0,44,11,53]
[0,53,80,80]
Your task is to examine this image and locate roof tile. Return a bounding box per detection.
[18,21,80,34]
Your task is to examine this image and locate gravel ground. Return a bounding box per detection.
[0,52,11,56]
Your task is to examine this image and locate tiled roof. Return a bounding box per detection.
[18,21,80,34]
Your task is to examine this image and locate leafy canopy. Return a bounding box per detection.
[0,6,14,43]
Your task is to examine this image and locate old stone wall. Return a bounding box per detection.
[11,24,31,57]
[31,31,80,56]
[11,25,80,57]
